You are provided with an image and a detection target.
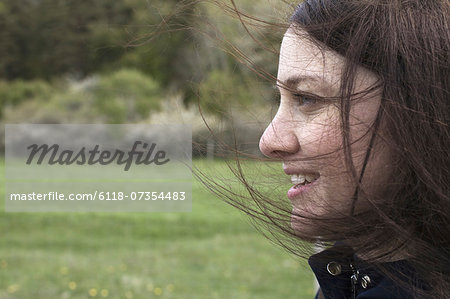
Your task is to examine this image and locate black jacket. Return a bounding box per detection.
[309,245,427,298]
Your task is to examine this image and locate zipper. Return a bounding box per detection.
[350,263,359,299]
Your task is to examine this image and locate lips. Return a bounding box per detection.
[283,164,320,200]
[287,178,319,200]
[290,173,320,187]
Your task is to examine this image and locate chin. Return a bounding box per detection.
[290,208,322,240]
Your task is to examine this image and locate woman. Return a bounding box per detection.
[208,0,449,298]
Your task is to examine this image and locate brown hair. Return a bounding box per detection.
[196,0,449,297]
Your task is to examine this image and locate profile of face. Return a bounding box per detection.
[259,27,393,238]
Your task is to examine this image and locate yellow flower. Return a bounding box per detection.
[154,287,162,296]
[101,289,109,297]
[89,288,98,297]
[68,281,77,290]
[7,284,20,293]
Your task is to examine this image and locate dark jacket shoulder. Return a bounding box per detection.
[309,245,426,298]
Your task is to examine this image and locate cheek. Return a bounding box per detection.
[298,108,342,157]
[306,116,350,182]
[346,102,393,207]
[358,136,394,201]
[294,110,357,208]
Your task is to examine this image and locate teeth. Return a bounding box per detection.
[291,174,306,185]
[305,175,315,183]
[291,174,319,185]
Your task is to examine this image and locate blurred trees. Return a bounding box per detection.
[0,0,134,80]
[0,0,283,87]
[0,0,288,151]
[0,0,207,86]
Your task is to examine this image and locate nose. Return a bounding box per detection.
[259,112,300,159]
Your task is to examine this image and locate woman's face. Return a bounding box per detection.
[259,27,393,236]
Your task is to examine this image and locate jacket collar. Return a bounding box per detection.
[308,244,421,298]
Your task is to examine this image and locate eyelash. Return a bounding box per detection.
[272,85,321,108]
[292,93,318,106]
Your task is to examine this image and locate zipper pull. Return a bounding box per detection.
[350,263,359,299]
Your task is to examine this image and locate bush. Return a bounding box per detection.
[1,69,163,124]
[198,69,271,118]
[0,79,54,116]
[91,69,162,123]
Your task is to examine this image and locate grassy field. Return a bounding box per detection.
[0,159,315,299]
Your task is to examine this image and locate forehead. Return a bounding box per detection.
[278,27,378,92]
[277,28,344,88]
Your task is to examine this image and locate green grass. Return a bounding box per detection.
[0,159,315,299]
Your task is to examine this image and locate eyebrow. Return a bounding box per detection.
[276,75,335,94]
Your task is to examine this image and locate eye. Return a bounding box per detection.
[292,93,318,106]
